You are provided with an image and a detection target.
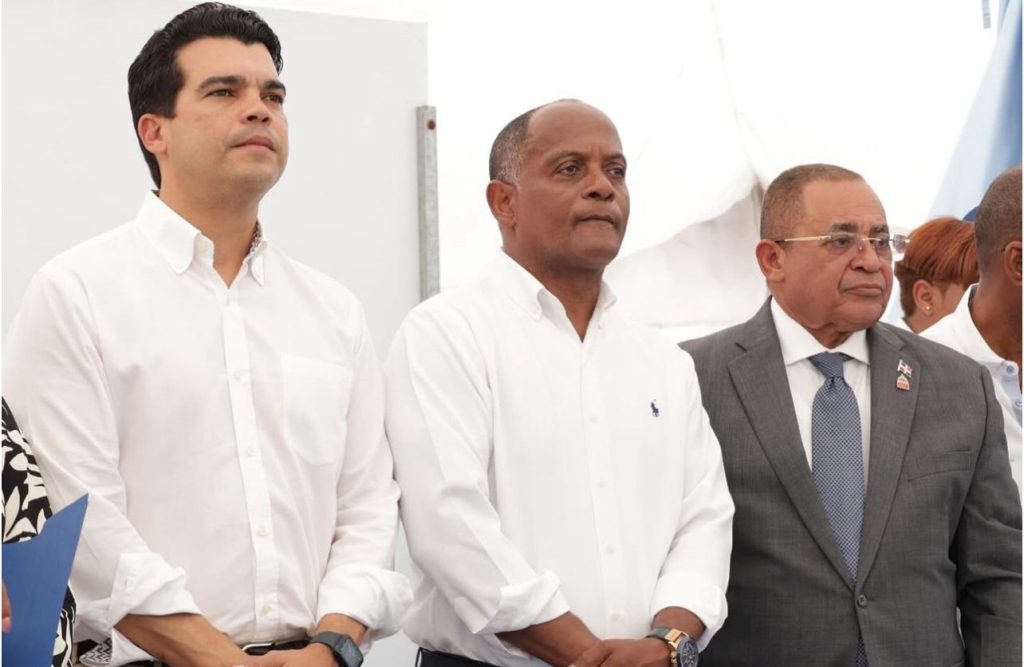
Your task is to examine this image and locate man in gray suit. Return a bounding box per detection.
[681,163,1021,666]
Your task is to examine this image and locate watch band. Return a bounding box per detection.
[646,627,683,667]
[309,631,364,667]
[646,626,699,667]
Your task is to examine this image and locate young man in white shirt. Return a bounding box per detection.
[3,4,409,666]
[384,99,734,667]
[924,166,1023,496]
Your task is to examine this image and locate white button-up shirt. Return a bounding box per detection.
[771,300,872,479]
[3,193,410,665]
[923,286,1022,496]
[383,252,734,665]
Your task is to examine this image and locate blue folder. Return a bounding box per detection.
[3,494,88,667]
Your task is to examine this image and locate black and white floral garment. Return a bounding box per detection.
[2,399,75,667]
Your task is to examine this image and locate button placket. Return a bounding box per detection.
[222,298,279,634]
[580,357,629,631]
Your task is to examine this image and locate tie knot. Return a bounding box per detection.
[810,352,851,380]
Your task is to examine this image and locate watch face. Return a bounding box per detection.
[679,636,699,667]
[337,637,363,667]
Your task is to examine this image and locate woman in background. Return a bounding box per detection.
[894,216,979,333]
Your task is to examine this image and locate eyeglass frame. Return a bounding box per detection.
[772,231,909,257]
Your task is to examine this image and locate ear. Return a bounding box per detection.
[1005,240,1022,287]
[755,239,785,285]
[137,113,169,158]
[486,180,516,234]
[911,279,936,315]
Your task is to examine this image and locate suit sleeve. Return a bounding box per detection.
[955,365,1022,665]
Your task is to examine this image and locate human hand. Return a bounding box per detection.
[236,643,336,667]
[2,582,11,632]
[569,638,671,667]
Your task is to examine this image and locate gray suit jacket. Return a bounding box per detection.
[681,300,1021,667]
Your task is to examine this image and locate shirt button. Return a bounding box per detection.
[857,594,868,608]
[1015,399,1023,409]
[245,447,256,457]
[596,479,608,489]
[258,525,269,537]
[605,544,617,554]
[610,611,623,622]
[260,602,274,616]
[232,370,245,381]
[589,415,599,424]
[1005,364,1019,376]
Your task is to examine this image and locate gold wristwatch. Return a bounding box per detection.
[646,626,698,667]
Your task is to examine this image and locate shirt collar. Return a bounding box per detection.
[771,298,870,367]
[135,192,200,275]
[134,191,267,284]
[490,250,618,321]
[947,285,1003,365]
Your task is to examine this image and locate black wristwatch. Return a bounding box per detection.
[309,631,364,667]
[646,626,699,667]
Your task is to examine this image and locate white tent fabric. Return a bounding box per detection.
[241,1,996,336]
[607,188,767,342]
[605,0,997,336]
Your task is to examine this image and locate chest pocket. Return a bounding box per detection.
[280,353,353,465]
[904,450,973,481]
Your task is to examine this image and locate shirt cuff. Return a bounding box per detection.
[452,570,570,637]
[75,551,200,661]
[649,572,727,650]
[316,566,412,644]
[109,629,155,667]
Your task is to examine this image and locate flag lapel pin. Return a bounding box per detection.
[896,359,912,391]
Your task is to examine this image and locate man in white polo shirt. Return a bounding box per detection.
[384,99,734,667]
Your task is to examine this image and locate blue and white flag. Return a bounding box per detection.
[932,0,1021,220]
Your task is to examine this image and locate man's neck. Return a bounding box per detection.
[159,188,261,286]
[772,297,853,349]
[970,282,1023,369]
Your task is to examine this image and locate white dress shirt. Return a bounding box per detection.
[923,286,1023,496]
[3,193,410,665]
[384,252,734,665]
[771,300,872,478]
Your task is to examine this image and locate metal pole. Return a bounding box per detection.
[416,106,440,300]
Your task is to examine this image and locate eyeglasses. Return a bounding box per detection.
[774,232,909,258]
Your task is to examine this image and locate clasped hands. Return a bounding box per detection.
[569,637,672,667]
[231,641,336,667]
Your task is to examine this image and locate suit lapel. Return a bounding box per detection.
[856,325,918,584]
[728,303,854,588]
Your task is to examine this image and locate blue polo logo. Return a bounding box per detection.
[650,400,660,417]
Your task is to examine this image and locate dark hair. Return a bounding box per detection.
[760,163,864,239]
[974,166,1022,274]
[894,216,978,316]
[489,106,542,184]
[128,2,283,187]
[488,99,583,183]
